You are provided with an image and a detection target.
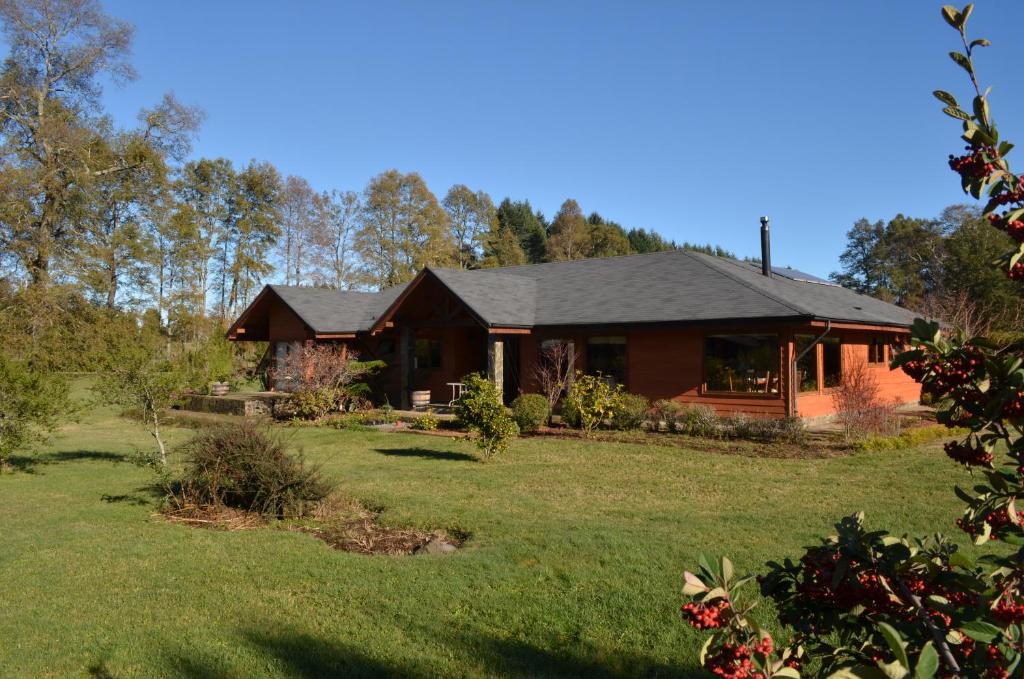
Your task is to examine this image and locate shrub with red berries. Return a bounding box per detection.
[680,7,1024,679]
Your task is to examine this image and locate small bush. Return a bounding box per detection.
[455,373,519,459]
[177,422,334,518]
[411,409,439,431]
[613,392,650,430]
[282,388,338,421]
[511,394,550,433]
[325,414,374,431]
[675,404,720,437]
[563,372,622,435]
[652,399,686,431]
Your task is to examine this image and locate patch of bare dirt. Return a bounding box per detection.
[161,496,464,556]
[291,497,464,555]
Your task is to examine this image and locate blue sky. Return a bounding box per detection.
[94,0,1024,278]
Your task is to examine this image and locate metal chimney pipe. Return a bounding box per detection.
[760,216,772,278]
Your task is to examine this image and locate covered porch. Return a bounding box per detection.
[369,269,530,409]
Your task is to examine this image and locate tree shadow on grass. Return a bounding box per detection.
[458,633,703,679]
[6,449,128,474]
[162,630,415,679]
[374,447,477,462]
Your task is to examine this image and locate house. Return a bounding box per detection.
[227,226,920,419]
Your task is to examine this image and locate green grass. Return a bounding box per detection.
[0,394,977,678]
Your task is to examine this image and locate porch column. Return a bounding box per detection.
[400,325,413,410]
[487,335,504,400]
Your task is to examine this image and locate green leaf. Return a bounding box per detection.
[959,4,974,27]
[877,660,910,679]
[999,141,1014,157]
[933,90,959,107]
[970,38,991,49]
[877,622,910,671]
[773,669,800,679]
[943,106,971,121]
[698,553,715,578]
[941,5,960,28]
[973,96,990,123]
[682,571,707,596]
[960,620,1003,644]
[949,51,974,75]
[720,556,734,584]
[915,642,939,679]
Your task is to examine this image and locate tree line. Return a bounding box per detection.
[830,204,1024,333]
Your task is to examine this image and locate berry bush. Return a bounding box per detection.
[679,7,1024,678]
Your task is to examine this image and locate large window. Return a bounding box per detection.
[794,335,819,392]
[586,336,627,387]
[822,338,842,388]
[704,335,779,394]
[415,338,442,370]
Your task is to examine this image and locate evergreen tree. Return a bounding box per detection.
[495,198,547,263]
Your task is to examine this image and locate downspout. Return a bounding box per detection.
[790,320,831,418]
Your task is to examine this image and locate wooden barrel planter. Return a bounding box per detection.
[410,390,431,409]
[210,382,230,396]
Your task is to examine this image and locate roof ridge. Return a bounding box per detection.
[683,252,812,318]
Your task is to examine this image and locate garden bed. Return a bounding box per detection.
[160,497,464,556]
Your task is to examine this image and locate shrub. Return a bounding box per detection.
[411,409,439,431]
[454,373,519,460]
[177,421,333,518]
[652,399,686,431]
[511,394,550,433]
[562,372,622,435]
[612,392,650,430]
[830,360,901,439]
[284,388,338,421]
[675,404,720,437]
[0,355,68,469]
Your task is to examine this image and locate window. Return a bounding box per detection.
[586,336,627,387]
[794,335,819,392]
[703,334,779,394]
[415,338,442,369]
[822,338,842,388]
[868,337,886,364]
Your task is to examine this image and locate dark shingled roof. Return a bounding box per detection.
[256,249,917,333]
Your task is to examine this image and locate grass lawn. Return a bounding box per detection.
[0,395,976,678]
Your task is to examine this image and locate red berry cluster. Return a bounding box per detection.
[901,358,928,380]
[703,643,764,679]
[681,600,730,630]
[944,439,993,467]
[1009,262,1024,281]
[987,213,1024,242]
[949,145,999,179]
[957,505,1024,541]
[993,593,1024,626]
[920,348,984,399]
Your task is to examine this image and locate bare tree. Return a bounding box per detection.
[533,340,575,420]
[918,287,1023,338]
[310,189,359,289]
[278,175,316,286]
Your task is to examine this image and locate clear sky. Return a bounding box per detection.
[93,0,1024,278]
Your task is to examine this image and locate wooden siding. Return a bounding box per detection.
[796,329,920,418]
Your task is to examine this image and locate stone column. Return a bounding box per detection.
[487,335,504,402]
